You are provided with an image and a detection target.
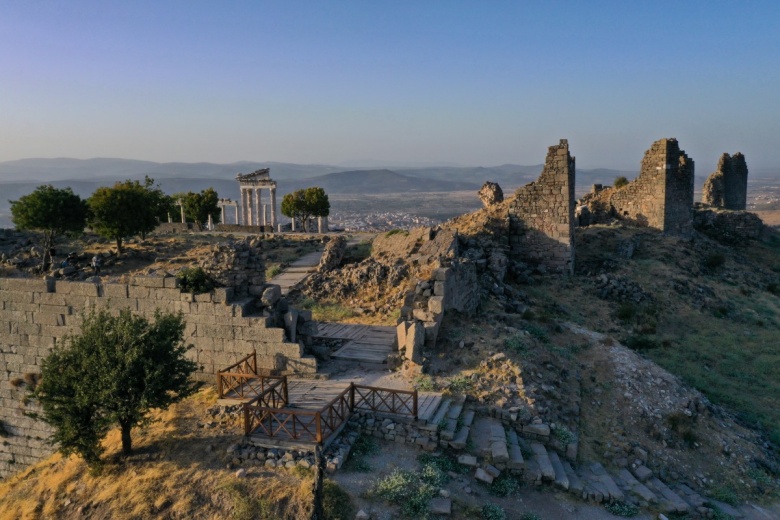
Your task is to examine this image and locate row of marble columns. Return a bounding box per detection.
[240,187,277,228]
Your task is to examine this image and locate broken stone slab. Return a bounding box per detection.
[260,284,281,306]
[457,454,477,467]
[548,451,569,491]
[484,464,501,478]
[284,309,298,342]
[429,497,452,515]
[523,423,550,437]
[530,442,555,481]
[474,467,494,484]
[632,465,653,482]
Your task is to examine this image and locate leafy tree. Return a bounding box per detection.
[34,308,198,466]
[614,176,629,189]
[175,188,220,230]
[10,185,89,271]
[281,187,330,232]
[88,177,167,253]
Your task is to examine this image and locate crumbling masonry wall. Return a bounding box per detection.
[609,138,694,236]
[0,276,315,479]
[508,139,575,274]
[702,152,748,210]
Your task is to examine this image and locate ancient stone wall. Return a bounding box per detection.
[608,138,694,236]
[0,276,315,478]
[693,205,763,245]
[703,153,748,211]
[508,139,575,274]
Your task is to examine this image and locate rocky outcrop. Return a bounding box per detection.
[317,236,346,273]
[199,238,265,296]
[478,181,504,207]
[693,205,763,245]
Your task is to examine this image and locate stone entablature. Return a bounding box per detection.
[236,169,278,229]
[0,276,315,478]
[702,152,748,210]
[508,139,575,274]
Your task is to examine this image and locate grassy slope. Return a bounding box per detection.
[534,225,780,445]
[0,388,315,520]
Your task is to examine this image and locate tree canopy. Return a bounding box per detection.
[614,176,629,189]
[281,187,330,231]
[34,308,198,466]
[175,188,220,230]
[10,185,89,271]
[88,177,168,253]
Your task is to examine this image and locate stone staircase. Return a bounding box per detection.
[403,397,739,518]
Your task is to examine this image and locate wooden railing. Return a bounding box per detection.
[217,351,259,398]
[243,382,418,445]
[352,384,418,418]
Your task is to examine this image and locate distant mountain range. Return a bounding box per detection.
[0,157,654,227]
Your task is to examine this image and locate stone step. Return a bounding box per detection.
[587,463,624,502]
[420,398,451,431]
[460,408,475,428]
[648,477,690,514]
[489,422,509,465]
[617,468,658,505]
[446,400,464,420]
[562,461,584,496]
[506,430,524,471]
[529,442,555,481]
[449,425,470,450]
[674,483,707,509]
[416,394,443,424]
[548,451,570,491]
[440,398,466,440]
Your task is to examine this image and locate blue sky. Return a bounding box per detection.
[1,1,779,171]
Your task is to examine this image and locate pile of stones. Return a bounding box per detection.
[199,238,265,296]
[593,273,652,303]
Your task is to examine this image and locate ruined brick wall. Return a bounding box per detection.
[609,138,694,236]
[508,139,575,274]
[0,276,315,478]
[702,153,748,211]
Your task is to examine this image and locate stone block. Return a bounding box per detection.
[474,467,494,484]
[102,284,129,298]
[427,296,444,315]
[213,287,234,303]
[131,275,166,288]
[405,321,425,364]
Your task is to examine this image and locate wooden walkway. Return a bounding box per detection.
[314,322,396,364]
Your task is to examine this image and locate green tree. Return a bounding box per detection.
[10,185,89,271]
[281,187,330,232]
[34,308,198,466]
[176,188,220,230]
[88,177,166,253]
[614,176,629,189]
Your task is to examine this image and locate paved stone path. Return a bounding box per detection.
[268,250,322,295]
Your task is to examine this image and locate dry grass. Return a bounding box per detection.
[0,387,314,520]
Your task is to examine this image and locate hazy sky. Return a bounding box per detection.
[2,1,779,171]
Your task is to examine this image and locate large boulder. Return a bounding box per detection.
[478,182,504,207]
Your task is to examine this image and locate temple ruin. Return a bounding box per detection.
[702,152,748,210]
[508,139,575,274]
[236,168,278,230]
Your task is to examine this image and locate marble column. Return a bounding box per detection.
[234,205,239,224]
[220,205,226,224]
[240,189,246,225]
[179,201,185,223]
[207,214,213,230]
[254,188,260,226]
[270,188,278,229]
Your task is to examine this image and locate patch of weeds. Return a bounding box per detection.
[504,334,528,354]
[624,334,660,350]
[524,323,549,344]
[304,302,357,321]
[176,266,215,294]
[706,503,736,520]
[414,375,438,392]
[343,434,379,472]
[489,474,520,497]
[767,282,780,295]
[519,513,542,520]
[521,309,535,320]
[372,458,447,517]
[552,425,575,446]
[266,264,283,278]
[604,500,639,517]
[385,229,407,237]
[709,486,740,506]
[447,375,473,394]
[747,467,773,487]
[323,479,355,520]
[343,240,372,264]
[219,479,272,520]
[666,412,698,448]
[704,253,726,271]
[519,444,533,461]
[292,465,313,479]
[481,503,507,520]
[614,176,629,189]
[418,453,467,475]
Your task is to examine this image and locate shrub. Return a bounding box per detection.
[704,253,726,270]
[489,474,520,497]
[414,375,438,392]
[767,282,780,295]
[385,229,407,237]
[614,176,629,189]
[447,375,473,394]
[552,425,575,446]
[323,479,355,520]
[519,513,542,520]
[372,457,449,516]
[616,303,636,322]
[624,335,660,350]
[524,323,549,344]
[504,334,527,354]
[481,503,506,520]
[604,501,639,516]
[176,266,214,294]
[343,434,379,472]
